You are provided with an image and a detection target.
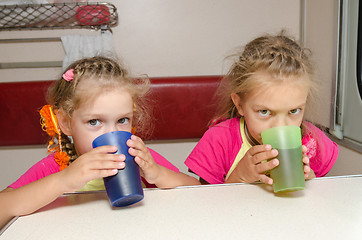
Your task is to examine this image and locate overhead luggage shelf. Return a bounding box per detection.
[0,2,118,31]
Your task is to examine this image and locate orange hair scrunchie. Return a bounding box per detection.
[39,105,69,171]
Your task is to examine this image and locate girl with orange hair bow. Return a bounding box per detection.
[0,56,200,229]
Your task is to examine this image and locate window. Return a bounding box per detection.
[334,0,362,152]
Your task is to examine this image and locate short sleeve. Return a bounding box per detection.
[8,154,59,189]
[185,119,241,184]
[148,148,179,173]
[142,148,179,188]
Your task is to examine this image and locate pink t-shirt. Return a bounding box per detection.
[9,148,178,189]
[184,117,339,184]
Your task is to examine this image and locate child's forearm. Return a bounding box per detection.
[0,172,68,225]
[153,166,201,188]
[0,207,13,230]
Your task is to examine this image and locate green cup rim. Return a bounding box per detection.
[261,125,302,149]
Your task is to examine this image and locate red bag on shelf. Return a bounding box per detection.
[76,5,110,26]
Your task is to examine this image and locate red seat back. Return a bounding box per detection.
[0,76,222,146]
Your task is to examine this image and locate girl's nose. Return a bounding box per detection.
[272,117,289,128]
[104,124,118,134]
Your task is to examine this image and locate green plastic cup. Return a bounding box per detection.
[261,125,305,193]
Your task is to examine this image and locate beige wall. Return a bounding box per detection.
[303,0,339,128]
[0,0,301,82]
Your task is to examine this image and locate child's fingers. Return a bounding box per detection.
[77,150,126,170]
[127,136,150,160]
[63,153,125,190]
[98,169,119,178]
[62,166,119,192]
[128,147,140,158]
[256,158,279,174]
[92,145,118,154]
[247,145,278,165]
[134,156,146,168]
[304,165,310,173]
[87,168,122,179]
[302,145,308,153]
[247,144,272,155]
[259,174,273,185]
[84,159,125,179]
[89,155,126,171]
[302,155,310,165]
[304,166,311,179]
[128,147,152,165]
[127,135,145,149]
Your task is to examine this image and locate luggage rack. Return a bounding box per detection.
[0,2,118,31]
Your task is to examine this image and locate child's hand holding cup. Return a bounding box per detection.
[261,125,305,193]
[92,131,144,207]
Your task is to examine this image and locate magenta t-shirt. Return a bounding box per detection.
[9,148,178,189]
[184,117,339,184]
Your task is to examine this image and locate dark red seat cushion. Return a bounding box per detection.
[0,76,222,146]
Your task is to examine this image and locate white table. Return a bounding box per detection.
[1,175,362,239]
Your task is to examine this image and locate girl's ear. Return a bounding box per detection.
[231,93,244,116]
[56,110,72,136]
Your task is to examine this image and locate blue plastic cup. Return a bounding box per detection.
[92,131,144,207]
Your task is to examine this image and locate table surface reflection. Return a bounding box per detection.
[1,175,362,239]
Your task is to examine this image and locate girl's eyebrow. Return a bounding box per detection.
[290,103,307,109]
[253,104,268,109]
[84,111,134,117]
[123,112,134,116]
[120,112,134,118]
[82,113,101,118]
[253,103,306,110]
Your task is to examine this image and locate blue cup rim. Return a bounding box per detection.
[92,131,133,160]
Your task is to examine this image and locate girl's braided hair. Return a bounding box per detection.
[46,56,151,162]
[214,31,316,123]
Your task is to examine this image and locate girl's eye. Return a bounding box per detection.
[289,108,301,115]
[118,118,129,124]
[88,119,100,126]
[258,110,271,116]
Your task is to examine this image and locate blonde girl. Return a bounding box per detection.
[0,56,199,229]
[185,32,338,185]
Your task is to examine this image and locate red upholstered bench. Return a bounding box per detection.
[0,76,222,146]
